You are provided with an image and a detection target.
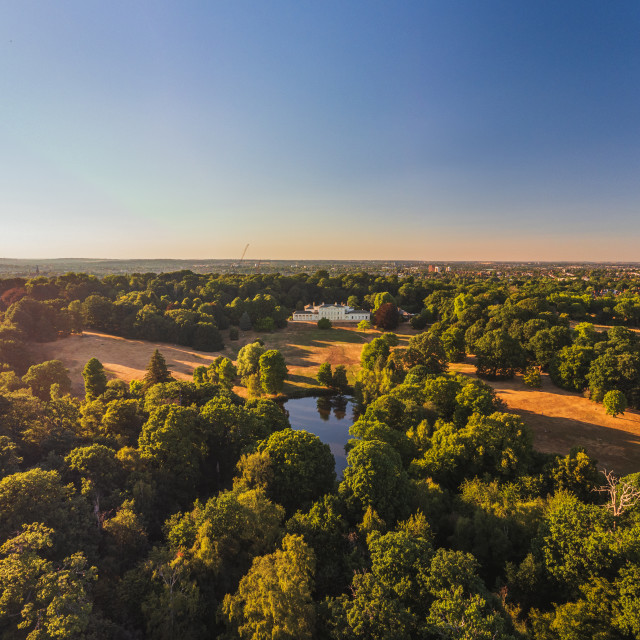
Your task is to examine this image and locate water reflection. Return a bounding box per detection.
[332,396,348,420]
[282,395,357,477]
[316,397,332,421]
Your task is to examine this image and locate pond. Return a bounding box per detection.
[281,395,358,477]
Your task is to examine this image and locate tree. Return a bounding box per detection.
[332,365,349,393]
[143,349,173,391]
[0,523,97,639]
[246,398,291,433]
[523,365,542,388]
[317,362,333,387]
[603,390,627,417]
[537,491,614,598]
[236,341,265,378]
[222,534,316,640]
[528,326,572,369]
[140,546,202,640]
[0,437,21,479]
[361,337,391,371]
[549,344,595,392]
[593,469,640,519]
[239,311,252,331]
[587,350,640,404]
[217,357,237,390]
[418,412,534,488]
[474,330,527,379]
[454,292,475,321]
[138,405,206,506]
[65,444,122,527]
[254,316,275,332]
[257,429,336,513]
[340,439,410,522]
[358,319,371,332]
[318,317,332,330]
[374,302,400,330]
[165,486,284,595]
[404,332,448,373]
[82,357,107,399]
[192,322,224,351]
[259,349,288,394]
[82,294,114,330]
[0,468,92,555]
[22,359,72,401]
[441,326,465,363]
[550,447,600,501]
[373,292,395,312]
[286,495,351,597]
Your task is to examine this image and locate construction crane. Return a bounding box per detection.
[232,244,249,272]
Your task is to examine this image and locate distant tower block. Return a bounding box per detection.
[428,264,435,273]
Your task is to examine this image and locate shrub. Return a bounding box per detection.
[603,390,627,417]
[523,366,542,388]
[254,317,275,332]
[317,318,332,330]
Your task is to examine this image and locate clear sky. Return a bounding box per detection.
[1,1,639,261]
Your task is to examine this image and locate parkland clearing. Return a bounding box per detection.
[2,262,640,639]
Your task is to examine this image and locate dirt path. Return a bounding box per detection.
[450,360,640,475]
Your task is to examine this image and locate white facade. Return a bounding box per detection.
[291,302,370,323]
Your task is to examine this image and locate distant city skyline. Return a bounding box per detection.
[1,1,639,261]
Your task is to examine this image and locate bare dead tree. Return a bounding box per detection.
[594,469,640,521]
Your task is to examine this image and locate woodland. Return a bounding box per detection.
[0,268,640,639]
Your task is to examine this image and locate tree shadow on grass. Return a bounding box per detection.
[286,373,319,386]
[513,408,640,475]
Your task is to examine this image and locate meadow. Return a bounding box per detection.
[36,322,640,474]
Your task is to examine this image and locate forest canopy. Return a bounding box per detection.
[1,267,640,638]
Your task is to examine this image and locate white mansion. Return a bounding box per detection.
[291,302,370,323]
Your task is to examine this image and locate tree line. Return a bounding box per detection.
[1,269,640,638]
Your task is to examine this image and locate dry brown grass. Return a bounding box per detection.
[33,322,418,398]
[450,359,640,475]
[35,324,640,474]
[33,331,227,395]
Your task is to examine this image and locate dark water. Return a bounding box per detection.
[282,396,357,477]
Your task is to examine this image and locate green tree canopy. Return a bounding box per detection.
[404,332,448,373]
[82,357,108,399]
[222,534,316,640]
[474,330,527,379]
[138,405,206,506]
[257,429,336,513]
[236,341,265,378]
[0,523,97,640]
[142,349,173,391]
[340,439,410,523]
[259,349,288,394]
[22,359,72,401]
[317,362,333,387]
[603,389,627,417]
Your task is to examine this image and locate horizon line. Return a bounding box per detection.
[2,257,640,266]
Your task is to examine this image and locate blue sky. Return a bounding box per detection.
[1,1,638,261]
